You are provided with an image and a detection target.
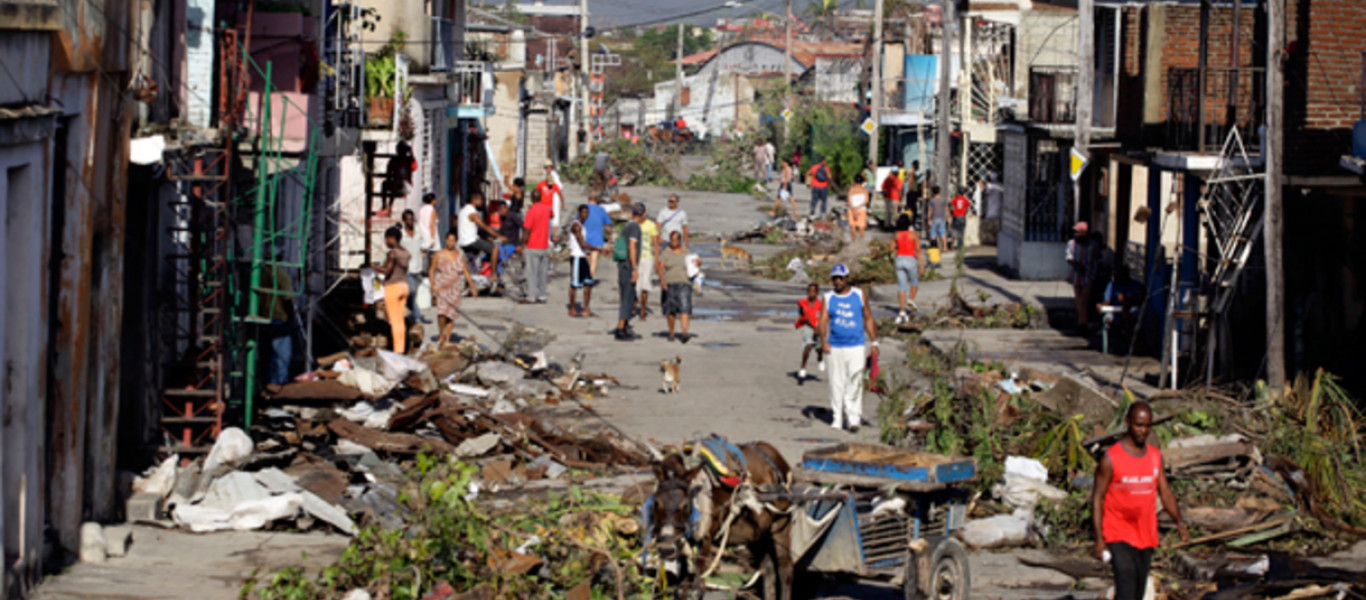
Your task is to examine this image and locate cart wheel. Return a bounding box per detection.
[757,551,782,600]
[927,538,970,600]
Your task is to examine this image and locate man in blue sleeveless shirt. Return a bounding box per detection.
[819,264,879,432]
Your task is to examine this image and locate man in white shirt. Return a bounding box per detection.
[400,209,430,325]
[656,194,689,250]
[543,159,565,235]
[763,140,776,182]
[457,192,505,274]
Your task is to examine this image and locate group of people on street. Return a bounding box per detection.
[368,158,703,353]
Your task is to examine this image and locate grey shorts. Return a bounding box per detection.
[663,283,692,316]
[800,325,822,347]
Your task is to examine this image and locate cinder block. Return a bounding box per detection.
[104,525,133,558]
[125,492,163,523]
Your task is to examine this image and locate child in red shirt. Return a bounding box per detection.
[795,282,825,382]
[951,191,971,250]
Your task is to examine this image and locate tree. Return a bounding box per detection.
[806,0,840,24]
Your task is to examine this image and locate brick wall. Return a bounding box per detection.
[1285,0,1365,174]
[1156,5,1257,124]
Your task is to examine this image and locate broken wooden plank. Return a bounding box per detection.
[1175,514,1296,549]
[1165,440,1255,471]
[388,392,441,432]
[327,418,453,455]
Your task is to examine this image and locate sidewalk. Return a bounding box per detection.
[875,246,1163,400]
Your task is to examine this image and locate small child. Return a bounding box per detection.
[795,282,825,381]
[686,252,704,296]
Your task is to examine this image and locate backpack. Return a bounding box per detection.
[613,231,630,261]
[814,164,829,183]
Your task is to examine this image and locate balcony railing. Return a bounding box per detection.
[1028,66,1077,124]
[453,61,493,109]
[431,17,456,72]
[1166,66,1266,153]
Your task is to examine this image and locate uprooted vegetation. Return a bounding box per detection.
[878,341,1366,556]
[684,135,764,194]
[244,455,651,600]
[560,138,677,187]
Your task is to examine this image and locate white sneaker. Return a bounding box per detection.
[818,361,826,372]
[798,368,807,380]
[830,421,843,431]
[897,311,908,324]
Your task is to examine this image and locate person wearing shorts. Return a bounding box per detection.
[893,214,925,324]
[567,205,603,317]
[794,283,825,382]
[847,174,870,242]
[927,185,949,255]
[657,230,693,342]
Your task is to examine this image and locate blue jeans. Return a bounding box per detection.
[930,219,948,240]
[810,187,828,215]
[268,320,292,385]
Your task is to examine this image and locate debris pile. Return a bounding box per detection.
[882,354,1366,571]
[123,325,660,600]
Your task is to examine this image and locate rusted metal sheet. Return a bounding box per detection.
[327,418,454,455]
[48,74,93,559]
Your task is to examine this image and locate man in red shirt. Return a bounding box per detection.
[806,157,831,217]
[1093,402,1190,600]
[794,282,825,382]
[520,187,554,303]
[950,189,971,250]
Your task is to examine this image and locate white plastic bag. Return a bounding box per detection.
[416,277,433,310]
[202,428,253,477]
[956,512,1030,549]
[376,349,427,382]
[994,456,1067,513]
[360,268,385,304]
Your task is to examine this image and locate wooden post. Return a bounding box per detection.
[1228,0,1242,130]
[784,0,793,141]
[1197,0,1210,152]
[675,24,685,121]
[935,0,955,201]
[580,0,590,155]
[869,0,885,164]
[1076,0,1093,223]
[1264,0,1286,394]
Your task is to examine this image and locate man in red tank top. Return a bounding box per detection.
[1092,402,1189,600]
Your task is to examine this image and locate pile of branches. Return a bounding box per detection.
[560,139,676,187]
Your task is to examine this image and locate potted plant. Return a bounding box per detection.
[365,53,396,125]
[364,33,405,126]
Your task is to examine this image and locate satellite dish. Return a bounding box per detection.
[583,26,596,38]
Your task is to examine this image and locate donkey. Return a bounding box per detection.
[648,442,795,600]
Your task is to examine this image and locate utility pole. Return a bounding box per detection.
[674,23,685,121]
[1265,0,1286,395]
[580,0,590,156]
[935,0,954,202]
[868,0,885,164]
[784,0,793,140]
[1075,0,1093,223]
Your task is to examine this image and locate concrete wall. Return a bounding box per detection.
[1014,8,1078,105]
[487,70,524,179]
[815,56,862,103]
[361,0,432,71]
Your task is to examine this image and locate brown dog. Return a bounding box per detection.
[660,355,682,393]
[719,239,752,268]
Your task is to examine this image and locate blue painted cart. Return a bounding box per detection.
[784,443,977,600]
